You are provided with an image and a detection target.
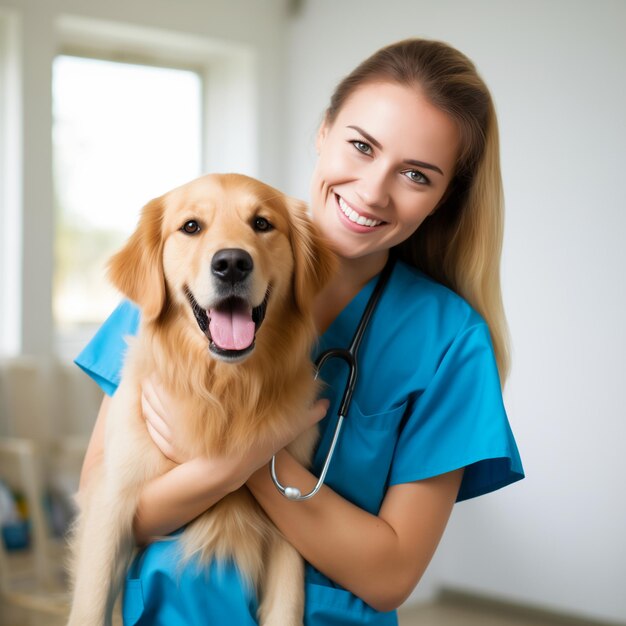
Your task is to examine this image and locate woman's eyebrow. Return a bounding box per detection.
[403,159,444,176]
[347,125,383,150]
[346,125,444,176]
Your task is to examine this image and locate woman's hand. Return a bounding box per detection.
[141,373,188,464]
[141,374,329,487]
[228,397,330,491]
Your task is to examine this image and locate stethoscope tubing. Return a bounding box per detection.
[271,255,396,501]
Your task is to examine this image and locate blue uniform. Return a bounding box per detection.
[76,259,524,625]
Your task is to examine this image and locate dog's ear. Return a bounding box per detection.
[287,198,337,313]
[107,197,167,322]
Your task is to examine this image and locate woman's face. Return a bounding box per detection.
[310,81,459,263]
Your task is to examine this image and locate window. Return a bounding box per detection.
[52,55,202,358]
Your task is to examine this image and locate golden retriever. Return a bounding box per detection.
[68,173,335,625]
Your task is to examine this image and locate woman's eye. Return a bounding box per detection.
[403,170,430,185]
[181,220,201,234]
[252,216,273,232]
[350,140,373,155]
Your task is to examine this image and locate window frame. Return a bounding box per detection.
[0,9,23,357]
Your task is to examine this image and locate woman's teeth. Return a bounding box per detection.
[338,196,383,227]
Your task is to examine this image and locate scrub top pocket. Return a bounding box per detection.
[313,400,407,515]
[122,537,259,626]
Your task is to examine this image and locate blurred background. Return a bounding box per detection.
[0,0,624,624]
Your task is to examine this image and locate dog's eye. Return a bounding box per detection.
[181,220,201,235]
[252,216,273,232]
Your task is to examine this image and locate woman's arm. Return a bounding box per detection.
[78,394,110,492]
[78,395,239,545]
[132,456,238,544]
[78,387,328,546]
[247,451,463,612]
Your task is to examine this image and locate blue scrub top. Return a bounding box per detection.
[76,259,524,626]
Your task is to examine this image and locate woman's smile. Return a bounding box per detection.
[336,194,386,231]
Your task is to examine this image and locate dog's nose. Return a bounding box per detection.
[211,248,253,283]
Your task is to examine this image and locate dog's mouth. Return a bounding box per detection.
[185,286,270,361]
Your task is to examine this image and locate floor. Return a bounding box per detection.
[2,597,619,626]
[400,603,556,626]
[397,592,621,626]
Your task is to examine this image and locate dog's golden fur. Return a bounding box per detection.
[68,173,335,625]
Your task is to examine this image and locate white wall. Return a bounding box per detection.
[0,0,290,357]
[285,1,626,623]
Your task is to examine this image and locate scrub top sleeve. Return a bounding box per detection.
[389,322,524,502]
[74,300,141,396]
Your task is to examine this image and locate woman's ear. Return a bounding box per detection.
[287,198,337,314]
[315,120,330,154]
[107,197,167,322]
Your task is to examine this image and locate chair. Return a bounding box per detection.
[0,437,70,623]
[0,356,104,622]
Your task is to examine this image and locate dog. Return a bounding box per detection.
[67,173,336,625]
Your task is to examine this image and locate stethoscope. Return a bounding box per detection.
[270,254,396,501]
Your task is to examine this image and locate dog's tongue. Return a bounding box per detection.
[209,301,255,351]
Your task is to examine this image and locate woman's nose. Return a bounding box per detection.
[355,166,391,209]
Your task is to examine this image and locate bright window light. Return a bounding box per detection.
[52,55,202,339]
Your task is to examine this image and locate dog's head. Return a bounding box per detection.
[108,173,335,363]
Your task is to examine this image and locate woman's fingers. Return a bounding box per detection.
[270,398,330,456]
[227,398,330,486]
[141,391,172,442]
[142,375,169,424]
[145,419,180,464]
[309,398,330,426]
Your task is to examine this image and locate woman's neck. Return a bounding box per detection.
[313,250,389,334]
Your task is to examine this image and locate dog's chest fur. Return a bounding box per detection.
[129,323,316,458]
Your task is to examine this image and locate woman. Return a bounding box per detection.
[76,38,524,625]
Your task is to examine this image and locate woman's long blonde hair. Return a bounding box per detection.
[325,39,510,384]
